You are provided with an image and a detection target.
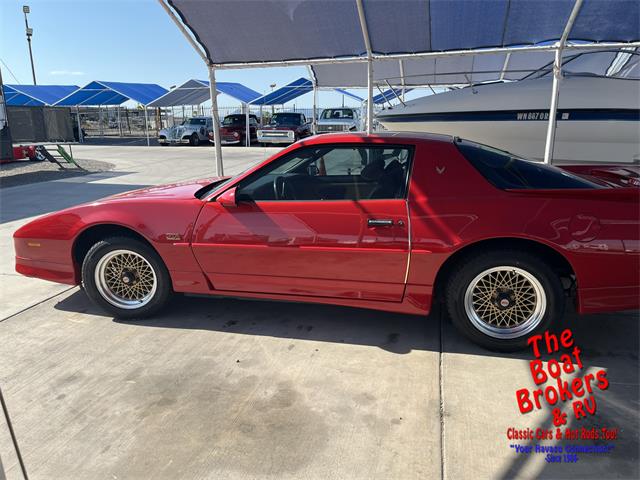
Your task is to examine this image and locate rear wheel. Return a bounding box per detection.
[82,236,172,318]
[445,250,564,351]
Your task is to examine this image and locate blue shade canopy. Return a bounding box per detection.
[217,81,262,104]
[3,84,79,106]
[372,88,414,105]
[249,78,312,106]
[148,79,261,106]
[334,88,364,102]
[168,0,639,66]
[55,81,168,106]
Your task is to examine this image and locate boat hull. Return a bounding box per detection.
[380,118,639,163]
[377,77,640,163]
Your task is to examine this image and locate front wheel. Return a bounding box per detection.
[445,250,564,351]
[189,133,199,146]
[82,236,173,318]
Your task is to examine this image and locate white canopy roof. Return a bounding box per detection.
[311,49,638,87]
[167,0,639,69]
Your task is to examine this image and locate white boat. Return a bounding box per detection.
[376,76,640,164]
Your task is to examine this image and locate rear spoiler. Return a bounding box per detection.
[559,164,640,188]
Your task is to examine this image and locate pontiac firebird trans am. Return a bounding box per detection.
[14,133,640,351]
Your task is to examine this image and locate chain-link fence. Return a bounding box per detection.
[75,104,366,139]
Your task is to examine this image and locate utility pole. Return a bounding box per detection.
[23,5,37,84]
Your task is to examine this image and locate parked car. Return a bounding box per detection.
[317,108,361,133]
[257,112,312,145]
[208,114,260,146]
[158,116,211,146]
[13,133,640,351]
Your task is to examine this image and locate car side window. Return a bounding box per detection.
[237,145,412,202]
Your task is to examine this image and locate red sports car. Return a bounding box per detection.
[13,133,640,351]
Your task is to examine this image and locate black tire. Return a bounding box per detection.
[445,249,564,352]
[81,236,173,319]
[160,142,169,147]
[189,133,199,146]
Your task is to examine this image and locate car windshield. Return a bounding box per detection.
[187,118,207,125]
[456,140,600,189]
[270,114,302,126]
[321,109,354,119]
[223,115,244,126]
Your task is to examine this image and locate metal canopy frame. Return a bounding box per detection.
[55,80,167,146]
[160,0,640,170]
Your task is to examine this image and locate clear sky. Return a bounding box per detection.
[1,0,421,107]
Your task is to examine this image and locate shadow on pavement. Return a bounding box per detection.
[54,289,440,354]
[1,175,147,223]
[54,289,639,479]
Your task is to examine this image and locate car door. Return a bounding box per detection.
[191,144,413,302]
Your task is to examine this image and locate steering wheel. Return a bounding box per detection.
[273,175,288,200]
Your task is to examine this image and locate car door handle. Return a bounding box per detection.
[367,218,394,227]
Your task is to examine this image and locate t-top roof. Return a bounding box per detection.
[249,77,312,106]
[167,0,639,68]
[55,81,168,106]
[3,84,80,106]
[148,79,262,107]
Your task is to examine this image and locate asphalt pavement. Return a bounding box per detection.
[0,144,637,479]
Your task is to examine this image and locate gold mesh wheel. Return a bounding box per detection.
[463,266,546,339]
[95,249,157,310]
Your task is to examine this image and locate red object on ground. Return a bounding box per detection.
[8,145,37,162]
[13,132,640,319]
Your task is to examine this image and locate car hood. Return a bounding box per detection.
[318,119,355,125]
[261,125,297,130]
[101,177,226,202]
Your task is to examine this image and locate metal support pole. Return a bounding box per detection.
[543,49,562,164]
[356,0,374,134]
[23,7,37,85]
[312,85,318,134]
[99,105,103,137]
[399,59,406,101]
[307,65,318,134]
[245,103,250,147]
[543,0,583,164]
[208,65,223,176]
[117,105,122,136]
[144,107,150,146]
[366,60,373,133]
[76,105,83,143]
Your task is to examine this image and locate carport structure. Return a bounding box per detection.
[2,84,80,106]
[249,77,314,136]
[148,79,262,146]
[54,80,168,145]
[159,0,640,174]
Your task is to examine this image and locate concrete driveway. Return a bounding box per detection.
[1,146,638,479]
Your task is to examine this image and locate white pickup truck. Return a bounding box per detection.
[317,108,361,133]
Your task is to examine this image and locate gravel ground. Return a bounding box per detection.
[0,157,115,188]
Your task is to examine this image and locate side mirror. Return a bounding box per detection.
[307,164,319,176]
[216,187,237,207]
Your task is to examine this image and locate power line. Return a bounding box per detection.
[0,59,21,84]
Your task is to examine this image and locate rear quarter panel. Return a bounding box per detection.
[406,140,640,312]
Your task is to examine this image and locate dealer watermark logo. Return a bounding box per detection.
[507,328,618,465]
